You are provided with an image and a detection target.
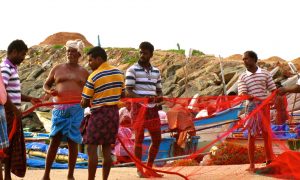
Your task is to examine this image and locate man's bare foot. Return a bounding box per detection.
[67,176,75,180]
[246,166,255,172]
[5,175,12,180]
[136,170,150,178]
[144,170,163,178]
[41,176,50,180]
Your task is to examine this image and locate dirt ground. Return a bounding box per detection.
[11,164,279,180]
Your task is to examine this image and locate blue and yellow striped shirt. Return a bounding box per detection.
[82,62,125,109]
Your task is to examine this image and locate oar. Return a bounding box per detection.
[218,55,227,95]
[288,62,299,122]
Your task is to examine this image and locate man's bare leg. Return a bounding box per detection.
[42,133,63,180]
[67,139,78,180]
[246,134,256,172]
[102,144,113,180]
[261,108,274,164]
[87,145,98,180]
[4,156,11,180]
[0,162,3,180]
[134,128,149,178]
[262,130,274,163]
[145,127,163,177]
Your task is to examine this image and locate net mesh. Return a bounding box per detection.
[2,91,299,179]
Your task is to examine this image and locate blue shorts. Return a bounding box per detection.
[50,104,84,144]
[0,105,9,149]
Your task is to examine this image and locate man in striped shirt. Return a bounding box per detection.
[81,46,125,180]
[125,42,163,178]
[238,50,276,172]
[0,40,41,179]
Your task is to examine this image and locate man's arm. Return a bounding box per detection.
[279,85,300,94]
[5,96,22,120]
[126,87,143,98]
[156,88,163,103]
[21,94,41,104]
[43,66,58,96]
[80,98,90,108]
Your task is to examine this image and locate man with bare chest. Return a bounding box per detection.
[42,40,89,180]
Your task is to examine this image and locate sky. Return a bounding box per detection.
[1,0,300,60]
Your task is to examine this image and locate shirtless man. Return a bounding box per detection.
[42,40,89,180]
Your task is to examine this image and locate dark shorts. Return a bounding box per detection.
[131,103,161,131]
[82,105,119,145]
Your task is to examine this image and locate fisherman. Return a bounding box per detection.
[0,40,41,179]
[81,46,125,180]
[237,50,276,172]
[125,41,163,178]
[273,82,288,125]
[42,39,89,180]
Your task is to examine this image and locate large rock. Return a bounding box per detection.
[39,32,93,47]
[0,43,291,133]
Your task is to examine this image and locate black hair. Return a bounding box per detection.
[139,41,154,53]
[7,39,28,54]
[228,91,237,96]
[275,81,282,88]
[87,46,107,61]
[244,50,258,62]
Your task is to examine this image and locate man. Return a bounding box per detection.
[237,51,276,172]
[273,82,288,125]
[0,40,41,179]
[125,41,163,178]
[81,46,125,180]
[0,70,9,180]
[42,40,89,180]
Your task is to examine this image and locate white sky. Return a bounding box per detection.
[1,0,300,60]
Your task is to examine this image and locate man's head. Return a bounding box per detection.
[65,39,85,63]
[87,46,107,71]
[7,39,28,65]
[139,41,154,63]
[242,50,258,70]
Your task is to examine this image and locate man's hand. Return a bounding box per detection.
[30,97,42,105]
[248,95,254,101]
[278,87,286,95]
[146,96,156,104]
[13,108,23,122]
[46,89,58,96]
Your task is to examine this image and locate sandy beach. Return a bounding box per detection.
[11,164,279,180]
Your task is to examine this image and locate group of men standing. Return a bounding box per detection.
[0,38,299,180]
[0,40,163,180]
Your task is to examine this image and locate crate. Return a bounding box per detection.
[184,136,200,154]
[141,137,175,162]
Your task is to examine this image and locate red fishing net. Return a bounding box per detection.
[2,91,299,179]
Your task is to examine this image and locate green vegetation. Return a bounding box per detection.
[122,51,139,65]
[192,49,205,56]
[167,49,185,55]
[119,47,136,52]
[167,49,205,56]
[83,47,92,54]
[52,44,64,50]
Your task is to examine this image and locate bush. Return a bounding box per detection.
[52,44,64,50]
[167,49,185,55]
[192,50,205,56]
[83,47,93,54]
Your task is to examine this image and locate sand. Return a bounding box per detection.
[11,164,279,180]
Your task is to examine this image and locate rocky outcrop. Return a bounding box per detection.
[0,45,295,132]
[39,32,93,47]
